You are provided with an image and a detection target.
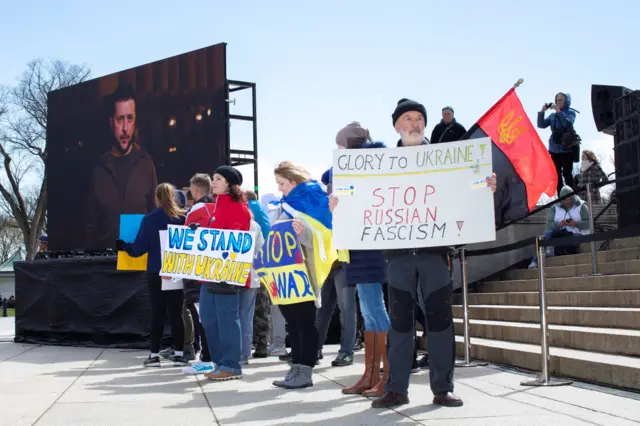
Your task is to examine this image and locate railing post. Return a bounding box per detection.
[456,248,487,368]
[1,298,6,317]
[522,239,572,387]
[585,183,598,275]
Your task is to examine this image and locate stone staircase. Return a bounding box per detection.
[452,229,640,392]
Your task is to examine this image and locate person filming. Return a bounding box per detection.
[537,93,578,196]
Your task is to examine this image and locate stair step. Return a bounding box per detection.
[482,273,640,293]
[454,336,640,391]
[458,290,640,307]
[502,259,640,280]
[580,236,640,253]
[544,247,640,267]
[452,305,640,329]
[453,318,640,357]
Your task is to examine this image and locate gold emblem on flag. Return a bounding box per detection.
[497,111,526,145]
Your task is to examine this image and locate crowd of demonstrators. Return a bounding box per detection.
[110,94,616,414]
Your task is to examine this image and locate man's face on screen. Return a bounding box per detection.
[110,99,136,154]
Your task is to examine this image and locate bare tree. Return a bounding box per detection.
[0,215,23,264]
[0,59,90,259]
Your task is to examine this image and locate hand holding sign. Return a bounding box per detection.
[329,195,339,213]
[292,219,305,236]
[486,173,497,192]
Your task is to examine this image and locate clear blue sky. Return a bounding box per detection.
[1,0,638,194]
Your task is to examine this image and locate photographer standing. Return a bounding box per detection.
[538,93,578,196]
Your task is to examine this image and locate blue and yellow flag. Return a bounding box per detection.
[280,180,338,289]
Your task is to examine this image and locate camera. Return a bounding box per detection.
[545,102,555,109]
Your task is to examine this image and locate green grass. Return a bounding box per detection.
[4,308,14,317]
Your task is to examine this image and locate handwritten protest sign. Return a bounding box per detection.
[117,214,148,270]
[331,138,496,250]
[254,221,316,305]
[160,225,256,286]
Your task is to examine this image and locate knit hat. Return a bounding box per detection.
[335,121,372,148]
[442,106,454,114]
[214,165,243,186]
[392,98,427,126]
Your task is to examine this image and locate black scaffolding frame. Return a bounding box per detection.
[226,80,259,196]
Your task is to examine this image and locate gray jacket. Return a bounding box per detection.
[269,205,322,308]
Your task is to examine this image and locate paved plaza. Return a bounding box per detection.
[1,318,639,425]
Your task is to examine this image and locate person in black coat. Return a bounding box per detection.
[327,128,391,398]
[430,106,467,144]
[116,183,187,368]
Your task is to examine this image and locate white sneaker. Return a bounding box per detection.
[182,362,214,375]
[528,259,538,269]
[268,346,288,357]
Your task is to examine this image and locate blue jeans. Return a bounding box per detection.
[316,265,357,356]
[199,285,242,374]
[239,288,258,360]
[356,283,390,332]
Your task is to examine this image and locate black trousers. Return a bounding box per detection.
[187,301,211,362]
[550,151,575,195]
[148,274,185,354]
[279,301,319,368]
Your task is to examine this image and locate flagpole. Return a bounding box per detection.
[513,78,524,89]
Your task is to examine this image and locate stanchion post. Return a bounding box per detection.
[521,239,572,387]
[585,183,598,275]
[456,248,487,368]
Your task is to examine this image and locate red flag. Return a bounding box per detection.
[477,88,558,210]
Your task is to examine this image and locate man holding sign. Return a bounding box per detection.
[331,99,497,409]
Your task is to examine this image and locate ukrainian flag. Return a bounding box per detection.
[280,180,338,289]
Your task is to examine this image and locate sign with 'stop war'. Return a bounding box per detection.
[254,221,316,305]
[160,225,256,286]
[331,139,496,250]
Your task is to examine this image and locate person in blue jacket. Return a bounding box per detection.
[116,183,187,368]
[538,92,578,196]
[325,122,391,397]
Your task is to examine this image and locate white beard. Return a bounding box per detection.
[400,129,425,146]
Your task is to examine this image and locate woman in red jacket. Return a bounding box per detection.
[185,166,251,381]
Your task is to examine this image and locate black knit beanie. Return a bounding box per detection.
[214,165,243,186]
[392,98,427,126]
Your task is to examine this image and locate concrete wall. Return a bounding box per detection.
[451,204,618,289]
[452,212,546,289]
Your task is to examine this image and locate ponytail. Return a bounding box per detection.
[156,183,186,219]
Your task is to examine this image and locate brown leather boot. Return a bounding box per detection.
[342,331,378,394]
[362,331,388,397]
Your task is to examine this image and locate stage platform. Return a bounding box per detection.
[1,323,639,426]
[13,256,164,348]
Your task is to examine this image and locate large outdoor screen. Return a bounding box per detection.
[47,43,228,251]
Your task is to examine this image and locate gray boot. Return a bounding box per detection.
[283,364,313,389]
[273,365,298,388]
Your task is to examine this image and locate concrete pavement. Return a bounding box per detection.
[1,318,639,425]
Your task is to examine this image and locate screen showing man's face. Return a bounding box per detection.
[111,99,136,154]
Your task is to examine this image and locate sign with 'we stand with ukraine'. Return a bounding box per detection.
[160,225,256,286]
[254,220,315,305]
